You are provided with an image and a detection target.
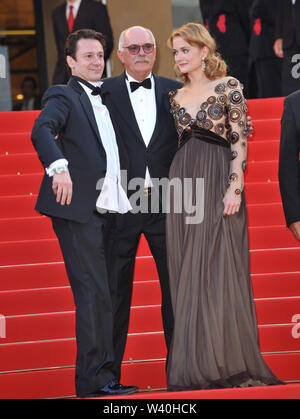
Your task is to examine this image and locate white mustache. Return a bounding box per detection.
[134,57,150,64]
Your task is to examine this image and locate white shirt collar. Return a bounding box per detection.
[89,80,103,88]
[66,0,82,16]
[67,0,81,7]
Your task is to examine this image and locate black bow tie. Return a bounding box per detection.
[130,78,152,93]
[90,86,102,96]
[73,76,103,97]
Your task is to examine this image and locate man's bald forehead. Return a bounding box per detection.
[126,26,151,38]
[119,26,156,50]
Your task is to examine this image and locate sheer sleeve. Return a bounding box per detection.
[225,79,248,195]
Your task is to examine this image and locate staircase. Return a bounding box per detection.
[0,99,300,399]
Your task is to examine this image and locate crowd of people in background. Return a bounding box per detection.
[200,0,300,99]
[14,0,300,111]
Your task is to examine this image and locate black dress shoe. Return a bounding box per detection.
[80,380,139,398]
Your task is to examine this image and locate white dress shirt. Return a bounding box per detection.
[79,81,132,213]
[66,0,82,20]
[125,72,157,188]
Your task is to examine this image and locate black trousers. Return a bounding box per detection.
[52,212,116,397]
[107,210,174,382]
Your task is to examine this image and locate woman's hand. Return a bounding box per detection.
[223,188,241,216]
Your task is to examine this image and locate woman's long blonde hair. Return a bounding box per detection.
[167,22,227,84]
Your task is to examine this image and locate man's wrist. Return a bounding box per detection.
[53,166,68,174]
[46,159,69,177]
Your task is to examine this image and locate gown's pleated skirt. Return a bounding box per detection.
[166,131,283,390]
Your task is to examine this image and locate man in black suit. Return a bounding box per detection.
[274,0,300,96]
[199,0,251,96]
[101,26,181,382]
[279,90,300,240]
[52,0,114,84]
[249,0,282,98]
[31,29,137,398]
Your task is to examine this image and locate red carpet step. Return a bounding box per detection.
[0,111,39,133]
[0,152,280,178]
[247,140,279,161]
[1,264,299,298]
[0,217,297,249]
[0,195,39,218]
[0,153,42,175]
[111,383,300,400]
[246,160,278,182]
[0,356,299,399]
[247,97,284,120]
[247,203,286,226]
[1,324,300,374]
[249,119,280,141]
[1,239,300,274]
[0,133,34,154]
[0,197,287,228]
[0,98,300,399]
[0,175,281,203]
[1,298,300,346]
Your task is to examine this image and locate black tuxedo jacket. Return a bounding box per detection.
[279,89,300,226]
[101,73,182,194]
[52,0,114,84]
[200,0,250,58]
[275,0,300,49]
[31,76,126,223]
[249,0,280,62]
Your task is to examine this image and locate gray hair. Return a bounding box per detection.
[118,26,156,50]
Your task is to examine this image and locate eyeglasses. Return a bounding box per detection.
[123,43,155,55]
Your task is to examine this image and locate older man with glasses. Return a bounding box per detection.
[101,26,181,383]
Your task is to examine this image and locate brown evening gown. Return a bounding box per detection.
[165,83,283,390]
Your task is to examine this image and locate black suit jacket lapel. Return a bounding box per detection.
[102,72,145,145]
[68,77,104,150]
[73,0,88,30]
[57,3,69,37]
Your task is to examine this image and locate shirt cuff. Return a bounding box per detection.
[46,159,69,177]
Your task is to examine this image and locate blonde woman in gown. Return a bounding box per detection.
[166,23,283,390]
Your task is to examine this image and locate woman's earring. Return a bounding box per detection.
[201,59,206,72]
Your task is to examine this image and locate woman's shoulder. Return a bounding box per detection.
[210,77,245,99]
[214,76,242,87]
[168,86,188,102]
[214,76,244,91]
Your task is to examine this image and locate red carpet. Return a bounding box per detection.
[0,99,300,399]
